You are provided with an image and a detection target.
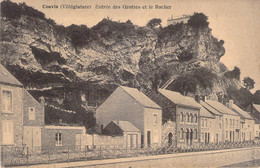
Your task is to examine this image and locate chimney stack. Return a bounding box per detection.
[195,95,200,103]
[228,99,233,108]
[202,95,207,102]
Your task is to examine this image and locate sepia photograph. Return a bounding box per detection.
[0,0,260,167]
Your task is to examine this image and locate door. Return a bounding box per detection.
[23,127,41,148]
[147,131,151,147]
[186,129,189,145]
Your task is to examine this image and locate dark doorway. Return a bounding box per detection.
[168,133,173,146]
[147,131,151,147]
[186,129,190,145]
[141,135,144,148]
[190,129,193,145]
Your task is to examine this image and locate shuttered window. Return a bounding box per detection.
[29,107,35,120]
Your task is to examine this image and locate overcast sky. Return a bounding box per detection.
[11,0,260,92]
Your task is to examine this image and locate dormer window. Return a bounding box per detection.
[29,107,35,120]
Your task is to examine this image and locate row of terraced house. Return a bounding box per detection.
[96,87,260,148]
[1,63,260,150]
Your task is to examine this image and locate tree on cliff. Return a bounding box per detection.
[188,12,209,28]
[146,18,162,28]
[224,66,241,80]
[243,77,255,90]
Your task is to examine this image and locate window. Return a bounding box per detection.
[187,114,190,123]
[237,120,239,127]
[180,128,184,139]
[205,119,208,127]
[226,119,228,127]
[194,114,197,123]
[29,107,35,120]
[226,131,228,139]
[55,133,62,146]
[2,90,12,113]
[180,112,184,122]
[190,114,193,123]
[230,119,232,127]
[202,119,204,127]
[2,120,14,145]
[233,119,234,126]
[153,114,158,125]
[194,129,197,139]
[219,123,221,129]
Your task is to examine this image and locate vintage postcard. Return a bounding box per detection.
[0,0,260,167]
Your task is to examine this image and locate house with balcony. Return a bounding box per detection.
[227,100,254,141]
[149,89,200,146]
[96,86,162,147]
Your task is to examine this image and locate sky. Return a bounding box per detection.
[11,0,260,92]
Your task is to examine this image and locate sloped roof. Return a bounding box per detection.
[200,101,222,116]
[253,104,260,113]
[199,104,215,118]
[120,86,161,109]
[112,120,140,132]
[206,100,239,116]
[230,104,253,120]
[0,64,23,87]
[158,89,201,109]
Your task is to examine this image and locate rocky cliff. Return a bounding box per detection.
[0,1,241,123]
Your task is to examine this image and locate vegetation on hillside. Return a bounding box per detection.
[224,66,241,80]
[167,67,217,93]
[188,12,209,28]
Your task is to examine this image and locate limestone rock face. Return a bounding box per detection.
[0,12,239,107]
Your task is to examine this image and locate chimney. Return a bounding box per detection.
[59,119,63,124]
[195,95,200,103]
[228,99,233,108]
[39,96,45,106]
[183,91,186,96]
[202,95,207,102]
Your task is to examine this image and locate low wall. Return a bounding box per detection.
[81,134,125,147]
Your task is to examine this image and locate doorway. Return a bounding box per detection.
[168,133,173,146]
[147,131,151,147]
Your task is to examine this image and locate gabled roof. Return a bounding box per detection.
[253,104,260,113]
[206,100,239,116]
[229,104,253,120]
[0,64,23,87]
[200,101,222,116]
[158,89,201,109]
[199,104,215,118]
[111,120,140,132]
[120,86,161,109]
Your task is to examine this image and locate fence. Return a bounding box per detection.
[2,140,260,167]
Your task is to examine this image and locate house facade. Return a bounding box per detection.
[0,64,24,147]
[103,120,141,148]
[200,99,223,143]
[247,103,260,139]
[149,89,200,146]
[167,15,190,26]
[227,100,254,141]
[205,99,241,142]
[42,125,86,148]
[96,86,162,147]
